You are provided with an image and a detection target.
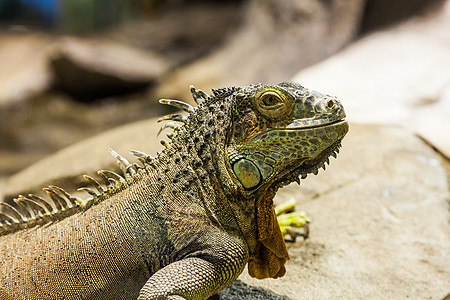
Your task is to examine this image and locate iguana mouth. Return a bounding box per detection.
[285,118,347,130]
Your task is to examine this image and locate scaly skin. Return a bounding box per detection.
[0,82,348,299]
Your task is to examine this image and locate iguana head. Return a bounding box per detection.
[160,82,347,193]
[220,82,348,279]
[227,81,348,192]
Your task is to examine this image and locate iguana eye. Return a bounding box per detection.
[254,87,293,119]
[261,93,281,107]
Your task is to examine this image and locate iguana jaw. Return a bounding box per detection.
[264,119,348,189]
[278,139,343,187]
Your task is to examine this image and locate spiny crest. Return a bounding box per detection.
[159,99,195,114]
[0,148,155,236]
[0,187,83,236]
[157,85,211,143]
[211,86,236,98]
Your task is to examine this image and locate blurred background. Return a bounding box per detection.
[0,0,448,177]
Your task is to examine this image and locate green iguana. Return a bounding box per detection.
[0,82,348,299]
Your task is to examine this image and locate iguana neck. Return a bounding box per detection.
[153,99,260,253]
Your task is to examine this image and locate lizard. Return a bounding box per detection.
[0,82,348,300]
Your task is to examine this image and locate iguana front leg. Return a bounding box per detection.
[138,235,248,300]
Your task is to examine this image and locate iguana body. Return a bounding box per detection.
[0,82,348,299]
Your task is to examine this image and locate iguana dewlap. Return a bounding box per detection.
[0,82,348,299]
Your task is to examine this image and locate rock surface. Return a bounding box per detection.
[1,119,448,299]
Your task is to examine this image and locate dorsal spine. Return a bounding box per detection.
[0,85,223,237]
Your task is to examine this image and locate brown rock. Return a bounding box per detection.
[50,37,172,99]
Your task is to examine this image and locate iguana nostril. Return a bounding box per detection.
[327,99,335,109]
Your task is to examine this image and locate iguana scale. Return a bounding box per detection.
[0,82,348,299]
